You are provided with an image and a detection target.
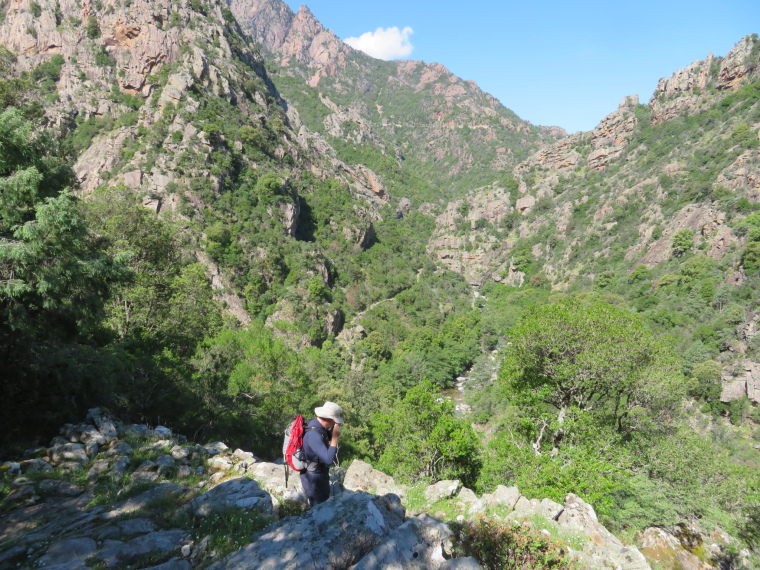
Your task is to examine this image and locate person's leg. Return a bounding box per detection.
[311,470,331,505]
[300,471,316,507]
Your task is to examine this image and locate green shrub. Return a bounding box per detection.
[741,242,760,272]
[94,45,116,67]
[672,229,694,257]
[451,517,577,569]
[85,15,100,39]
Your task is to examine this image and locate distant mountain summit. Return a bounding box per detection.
[227,0,563,204]
[227,0,352,74]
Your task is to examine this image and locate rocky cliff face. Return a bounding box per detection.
[650,34,760,124]
[425,35,760,289]
[228,0,350,77]
[0,0,391,332]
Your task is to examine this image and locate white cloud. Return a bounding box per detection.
[344,26,414,60]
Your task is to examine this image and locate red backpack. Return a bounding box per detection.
[283,415,310,471]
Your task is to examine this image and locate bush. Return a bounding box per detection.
[452,517,576,569]
[94,45,116,67]
[85,15,100,39]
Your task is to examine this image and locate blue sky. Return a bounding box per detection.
[283,0,758,133]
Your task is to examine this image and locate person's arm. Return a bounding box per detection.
[304,428,339,465]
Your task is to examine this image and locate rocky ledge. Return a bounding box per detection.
[0,410,742,569]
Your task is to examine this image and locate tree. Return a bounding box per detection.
[741,242,760,272]
[499,298,686,442]
[190,324,314,455]
[671,229,694,257]
[372,379,480,487]
[0,108,125,444]
[0,47,32,111]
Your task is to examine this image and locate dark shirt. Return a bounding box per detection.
[301,418,337,470]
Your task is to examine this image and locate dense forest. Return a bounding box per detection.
[1,0,759,566]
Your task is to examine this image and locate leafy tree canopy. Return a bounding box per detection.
[372,379,480,487]
[499,298,687,440]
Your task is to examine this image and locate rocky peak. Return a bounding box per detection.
[225,0,294,52]
[716,33,760,90]
[650,34,759,124]
[228,0,352,76]
[587,94,638,169]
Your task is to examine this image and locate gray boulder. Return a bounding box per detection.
[558,493,650,569]
[37,537,97,568]
[131,460,160,484]
[106,440,134,456]
[186,476,273,517]
[203,441,229,456]
[103,483,184,519]
[170,445,190,461]
[156,454,176,475]
[492,485,521,509]
[88,407,119,442]
[87,458,111,482]
[111,455,130,483]
[96,529,187,567]
[118,424,152,438]
[50,443,88,465]
[211,492,406,570]
[117,517,157,535]
[38,480,84,497]
[247,461,307,506]
[20,458,53,473]
[424,480,461,503]
[61,423,107,446]
[469,485,520,516]
[343,459,407,498]
[352,513,453,569]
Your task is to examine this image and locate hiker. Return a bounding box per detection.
[300,401,343,507]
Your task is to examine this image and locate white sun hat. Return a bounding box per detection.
[314,401,344,424]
